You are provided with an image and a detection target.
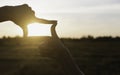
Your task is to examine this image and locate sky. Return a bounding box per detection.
[0,0,120,38]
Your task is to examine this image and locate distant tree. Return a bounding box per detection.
[87,35,94,40]
[80,35,94,41]
[2,36,7,39]
[96,36,113,41]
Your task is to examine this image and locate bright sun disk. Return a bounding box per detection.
[28,23,51,36]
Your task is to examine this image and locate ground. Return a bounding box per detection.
[0,37,120,75]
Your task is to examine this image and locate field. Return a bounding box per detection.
[0,37,120,75]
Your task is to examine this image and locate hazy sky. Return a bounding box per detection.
[0,0,120,38]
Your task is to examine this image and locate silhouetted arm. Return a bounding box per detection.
[35,18,57,24]
[50,24,85,75]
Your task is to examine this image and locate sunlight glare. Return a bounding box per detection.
[28,23,51,36]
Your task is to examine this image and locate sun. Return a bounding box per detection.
[28,23,51,36]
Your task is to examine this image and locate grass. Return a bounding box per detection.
[0,37,120,75]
